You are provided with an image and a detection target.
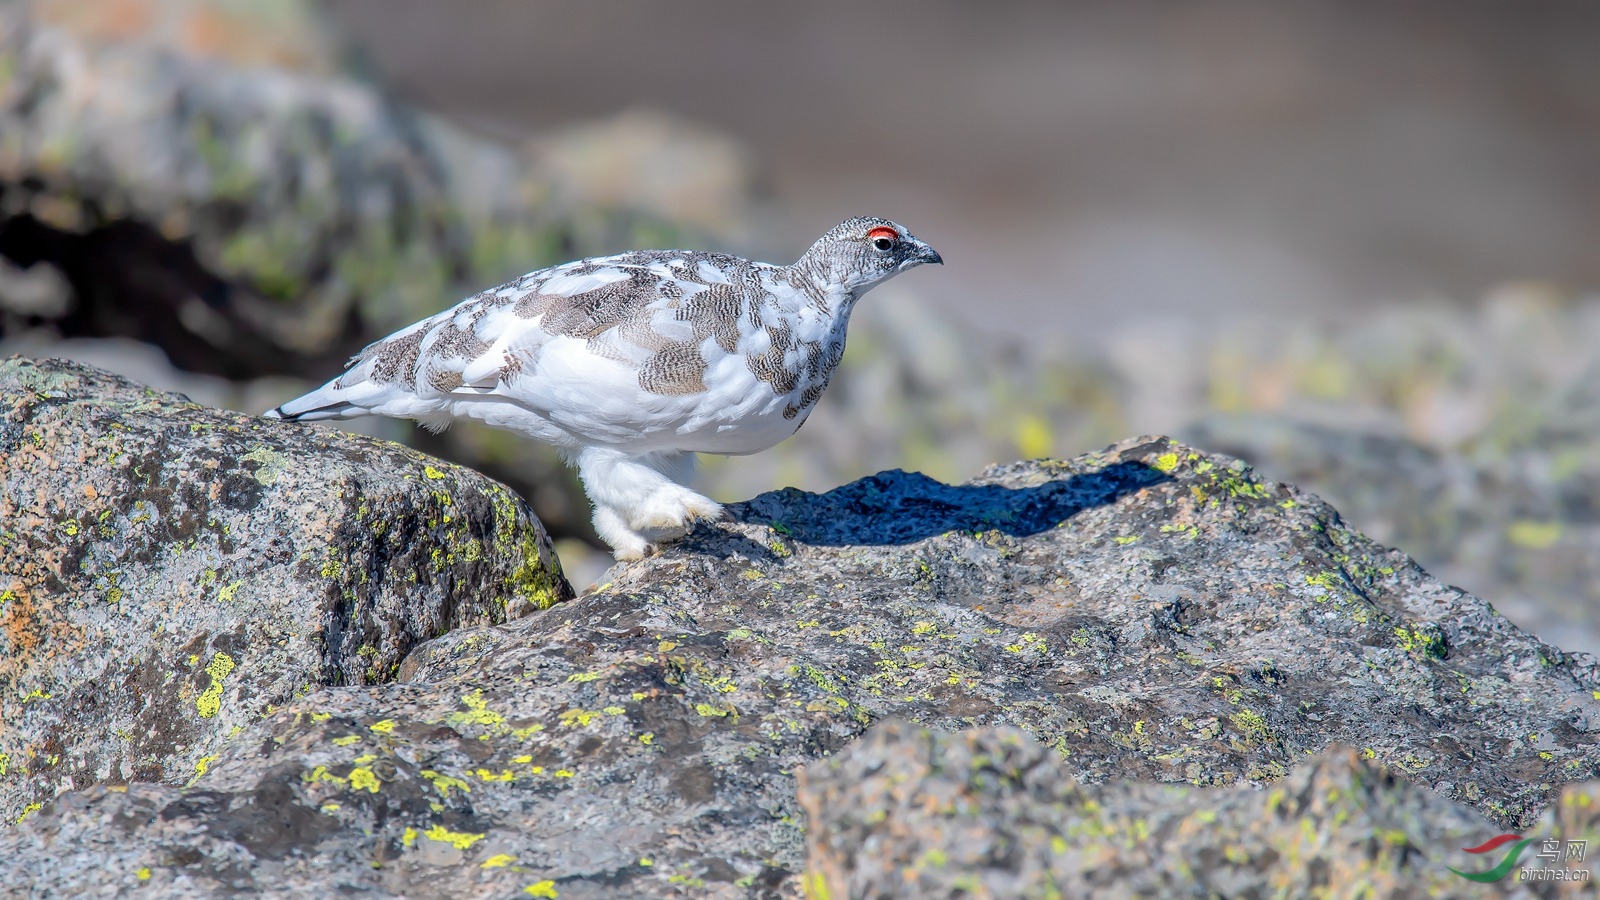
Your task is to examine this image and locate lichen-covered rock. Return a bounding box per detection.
[799,720,1596,899]
[703,287,1600,659]
[1186,404,1600,660]
[1,435,1594,897]
[0,357,571,823]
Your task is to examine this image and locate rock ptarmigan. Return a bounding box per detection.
[265,216,942,559]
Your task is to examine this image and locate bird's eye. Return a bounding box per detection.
[867,225,899,253]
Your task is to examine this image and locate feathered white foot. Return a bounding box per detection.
[578,448,724,560]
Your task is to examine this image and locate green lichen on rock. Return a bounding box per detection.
[800,721,1592,898]
[193,652,236,719]
[0,357,571,822]
[0,434,1593,896]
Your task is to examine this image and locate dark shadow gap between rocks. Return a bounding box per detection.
[719,459,1168,548]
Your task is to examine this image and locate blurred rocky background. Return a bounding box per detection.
[4,0,1598,657]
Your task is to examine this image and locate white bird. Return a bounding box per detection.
[266,216,943,559]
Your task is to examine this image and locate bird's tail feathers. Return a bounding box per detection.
[265,379,392,422]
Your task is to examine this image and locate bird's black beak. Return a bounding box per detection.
[914,241,943,266]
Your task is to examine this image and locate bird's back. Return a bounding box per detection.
[267,216,941,463]
[268,248,818,451]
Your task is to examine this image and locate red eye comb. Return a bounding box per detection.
[867,226,898,241]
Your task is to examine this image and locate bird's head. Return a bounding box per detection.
[795,216,943,296]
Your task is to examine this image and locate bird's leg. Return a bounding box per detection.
[576,448,723,560]
[591,505,653,561]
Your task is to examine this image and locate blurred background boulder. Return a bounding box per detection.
[3,0,1598,658]
[0,0,746,552]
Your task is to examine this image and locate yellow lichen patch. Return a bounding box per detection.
[1014,413,1054,460]
[1231,709,1271,744]
[369,719,398,734]
[447,690,508,731]
[310,712,333,723]
[424,465,447,480]
[566,672,600,683]
[423,824,485,849]
[349,767,381,793]
[1392,626,1447,660]
[331,735,361,747]
[1303,571,1343,598]
[239,446,290,485]
[1004,632,1049,655]
[1152,452,1180,473]
[188,754,220,785]
[559,708,602,728]
[402,826,419,847]
[420,769,472,798]
[524,881,560,898]
[474,768,516,783]
[1506,519,1561,549]
[305,765,349,788]
[195,651,237,719]
[481,854,517,869]
[703,675,739,694]
[216,581,243,603]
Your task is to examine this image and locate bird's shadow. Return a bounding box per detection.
[697,460,1167,552]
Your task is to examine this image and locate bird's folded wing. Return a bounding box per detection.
[342,254,761,415]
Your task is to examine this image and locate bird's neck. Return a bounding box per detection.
[778,259,859,319]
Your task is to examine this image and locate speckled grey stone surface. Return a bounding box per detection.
[2,427,1594,897]
[801,720,1600,899]
[0,357,570,825]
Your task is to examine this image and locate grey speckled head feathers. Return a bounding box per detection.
[794,216,943,294]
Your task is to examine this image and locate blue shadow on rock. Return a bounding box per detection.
[729,460,1168,547]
